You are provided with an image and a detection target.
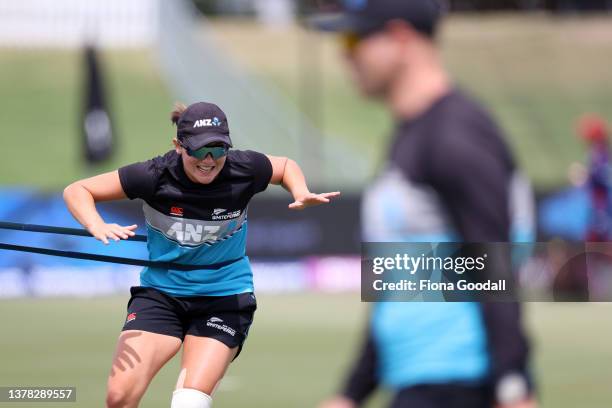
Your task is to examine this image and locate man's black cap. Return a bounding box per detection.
[177,102,233,150]
[310,0,443,38]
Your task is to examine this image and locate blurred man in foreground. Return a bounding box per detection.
[312,1,536,407]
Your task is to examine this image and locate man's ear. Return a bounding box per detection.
[172,138,181,154]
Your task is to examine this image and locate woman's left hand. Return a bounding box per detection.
[288,191,341,210]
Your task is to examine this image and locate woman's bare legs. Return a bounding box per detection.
[106,330,182,408]
[175,336,237,396]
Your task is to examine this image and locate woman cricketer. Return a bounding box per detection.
[63,101,340,408]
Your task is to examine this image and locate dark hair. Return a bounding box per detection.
[170,102,187,126]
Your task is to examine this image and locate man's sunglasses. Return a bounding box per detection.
[341,32,362,53]
[341,28,382,53]
[180,142,229,160]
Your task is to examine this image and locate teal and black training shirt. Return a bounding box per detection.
[118,149,272,296]
[342,89,534,402]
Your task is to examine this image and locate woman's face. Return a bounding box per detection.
[173,139,227,184]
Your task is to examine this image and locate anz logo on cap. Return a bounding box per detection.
[193,116,222,128]
[344,0,367,11]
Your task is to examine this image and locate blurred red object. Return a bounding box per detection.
[578,114,608,144]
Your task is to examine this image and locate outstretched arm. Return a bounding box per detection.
[63,170,137,244]
[266,155,340,210]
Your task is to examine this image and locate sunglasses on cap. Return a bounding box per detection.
[179,142,229,160]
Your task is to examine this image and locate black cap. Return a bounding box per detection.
[310,0,443,37]
[177,102,233,149]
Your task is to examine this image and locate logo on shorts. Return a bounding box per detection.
[126,312,137,323]
[206,316,236,337]
[170,206,184,217]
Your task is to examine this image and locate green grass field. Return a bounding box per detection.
[1,14,612,408]
[1,16,612,190]
[210,15,612,190]
[0,294,610,407]
[0,49,173,190]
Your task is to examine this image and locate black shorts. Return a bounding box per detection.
[121,286,257,358]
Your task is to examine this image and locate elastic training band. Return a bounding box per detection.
[0,221,148,242]
[0,242,241,271]
[0,221,241,270]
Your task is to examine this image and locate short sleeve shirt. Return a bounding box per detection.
[118,149,272,296]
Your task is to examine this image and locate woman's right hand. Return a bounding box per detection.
[87,222,138,244]
[63,170,136,245]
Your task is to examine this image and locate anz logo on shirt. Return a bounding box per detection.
[145,203,244,246]
[164,216,243,245]
[167,222,221,243]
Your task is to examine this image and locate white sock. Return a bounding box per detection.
[171,388,212,408]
